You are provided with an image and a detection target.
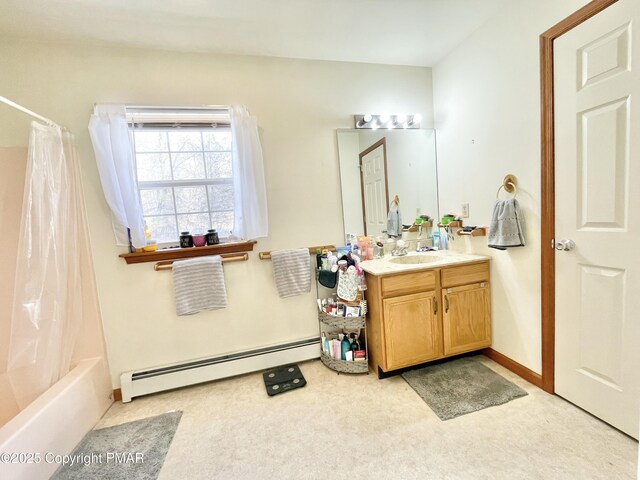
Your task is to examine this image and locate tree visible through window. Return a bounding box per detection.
[132,127,235,244]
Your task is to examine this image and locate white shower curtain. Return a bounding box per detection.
[7,123,85,409]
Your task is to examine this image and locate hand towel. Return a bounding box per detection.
[172,256,227,316]
[271,248,311,298]
[387,202,402,237]
[488,198,527,250]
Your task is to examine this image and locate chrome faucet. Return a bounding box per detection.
[391,240,408,256]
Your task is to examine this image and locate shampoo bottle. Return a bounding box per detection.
[340,333,350,361]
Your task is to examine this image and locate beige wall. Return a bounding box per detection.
[0,38,434,387]
[433,0,591,374]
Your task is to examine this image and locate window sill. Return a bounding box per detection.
[118,240,257,265]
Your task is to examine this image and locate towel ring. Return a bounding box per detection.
[496,174,517,199]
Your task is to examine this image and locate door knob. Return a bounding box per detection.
[555,239,575,251]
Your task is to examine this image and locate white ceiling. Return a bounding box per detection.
[0,0,509,67]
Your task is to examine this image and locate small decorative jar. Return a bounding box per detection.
[179,231,193,248]
[192,234,207,247]
[206,229,220,245]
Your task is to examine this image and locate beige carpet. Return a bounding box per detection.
[98,357,638,480]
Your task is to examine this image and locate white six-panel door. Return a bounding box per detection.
[554,0,639,438]
[360,141,388,237]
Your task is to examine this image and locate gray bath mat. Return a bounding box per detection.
[402,357,527,420]
[52,411,182,479]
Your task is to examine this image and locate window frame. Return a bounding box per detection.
[130,124,235,247]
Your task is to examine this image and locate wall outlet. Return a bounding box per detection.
[461,203,470,218]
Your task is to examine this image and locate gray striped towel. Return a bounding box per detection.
[488,198,527,250]
[270,248,311,298]
[172,256,227,316]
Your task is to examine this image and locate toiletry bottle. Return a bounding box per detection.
[358,270,368,291]
[350,333,360,354]
[316,248,323,270]
[321,333,328,354]
[433,231,440,250]
[440,229,448,250]
[332,338,341,360]
[340,333,350,361]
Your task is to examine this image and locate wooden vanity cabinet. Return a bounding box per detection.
[440,262,491,356]
[442,282,491,356]
[365,260,490,376]
[383,291,442,370]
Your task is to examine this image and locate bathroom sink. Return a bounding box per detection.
[388,255,443,265]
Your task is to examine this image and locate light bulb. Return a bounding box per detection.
[363,114,373,123]
[413,113,423,123]
[379,113,390,124]
[396,114,407,124]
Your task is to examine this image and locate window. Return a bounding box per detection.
[128,108,235,245]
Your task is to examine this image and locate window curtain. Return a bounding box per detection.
[88,104,146,248]
[7,124,85,408]
[230,105,268,240]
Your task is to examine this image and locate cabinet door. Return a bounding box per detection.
[382,291,443,370]
[442,282,491,356]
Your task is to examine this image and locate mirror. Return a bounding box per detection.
[337,128,439,239]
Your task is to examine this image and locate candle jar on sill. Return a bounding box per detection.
[179,231,193,248]
[206,229,220,245]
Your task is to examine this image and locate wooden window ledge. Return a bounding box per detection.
[119,240,257,265]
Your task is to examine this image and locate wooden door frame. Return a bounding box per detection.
[359,137,390,236]
[540,0,619,394]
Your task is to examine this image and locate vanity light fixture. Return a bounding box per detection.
[356,114,374,128]
[354,113,421,129]
[407,113,422,127]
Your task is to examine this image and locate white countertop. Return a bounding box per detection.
[359,250,490,276]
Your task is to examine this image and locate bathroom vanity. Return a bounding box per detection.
[360,252,491,377]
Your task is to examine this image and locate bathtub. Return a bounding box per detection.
[0,357,113,479]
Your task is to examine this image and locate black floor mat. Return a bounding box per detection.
[262,364,307,396]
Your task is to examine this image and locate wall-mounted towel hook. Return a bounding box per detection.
[496,174,518,199]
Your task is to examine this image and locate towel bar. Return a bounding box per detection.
[259,245,336,260]
[154,252,249,271]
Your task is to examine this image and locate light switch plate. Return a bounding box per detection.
[461,203,469,218]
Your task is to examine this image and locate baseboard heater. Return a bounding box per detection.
[120,337,320,402]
